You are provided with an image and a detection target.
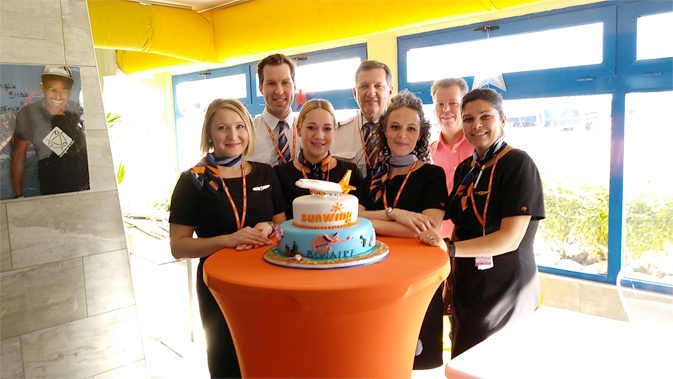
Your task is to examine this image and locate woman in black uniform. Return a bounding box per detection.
[169,98,287,378]
[274,99,363,217]
[420,88,545,358]
[356,90,449,370]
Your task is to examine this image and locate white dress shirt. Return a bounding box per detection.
[332,112,369,177]
[250,108,299,167]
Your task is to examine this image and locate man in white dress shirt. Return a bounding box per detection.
[332,60,393,177]
[250,53,299,166]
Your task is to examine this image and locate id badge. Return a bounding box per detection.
[475,256,494,270]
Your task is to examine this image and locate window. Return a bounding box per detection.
[174,74,249,171]
[175,74,247,116]
[623,91,673,282]
[398,1,673,291]
[172,65,250,171]
[504,95,612,274]
[637,12,673,61]
[407,23,603,83]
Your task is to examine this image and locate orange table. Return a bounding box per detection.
[204,236,449,378]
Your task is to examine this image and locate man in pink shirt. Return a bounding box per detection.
[429,78,473,238]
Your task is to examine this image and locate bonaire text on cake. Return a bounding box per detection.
[304,249,357,259]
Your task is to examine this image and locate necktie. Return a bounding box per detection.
[363,121,378,168]
[277,120,291,165]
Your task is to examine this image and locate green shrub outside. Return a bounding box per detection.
[539,180,673,264]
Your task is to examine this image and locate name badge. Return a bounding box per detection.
[475,256,494,270]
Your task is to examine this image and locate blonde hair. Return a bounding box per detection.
[200,98,257,158]
[296,99,337,131]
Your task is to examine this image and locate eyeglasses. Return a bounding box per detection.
[435,101,461,109]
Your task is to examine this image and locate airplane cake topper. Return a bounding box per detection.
[295,170,356,196]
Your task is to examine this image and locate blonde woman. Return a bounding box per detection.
[274,99,363,219]
[169,98,287,378]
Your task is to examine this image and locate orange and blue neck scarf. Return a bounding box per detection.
[455,136,507,206]
[298,149,331,180]
[368,154,418,204]
[190,153,243,195]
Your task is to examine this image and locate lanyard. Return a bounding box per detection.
[383,161,417,210]
[264,119,297,164]
[357,115,378,169]
[219,165,247,230]
[469,152,502,236]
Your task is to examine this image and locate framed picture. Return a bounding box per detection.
[0,64,89,200]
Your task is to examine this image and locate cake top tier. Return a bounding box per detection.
[291,170,359,229]
[292,194,359,229]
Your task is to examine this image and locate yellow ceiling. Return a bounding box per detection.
[122,0,250,12]
[88,0,598,75]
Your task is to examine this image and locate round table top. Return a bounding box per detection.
[204,236,450,307]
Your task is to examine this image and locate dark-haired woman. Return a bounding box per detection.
[274,99,363,217]
[169,99,287,378]
[420,88,545,358]
[356,90,449,370]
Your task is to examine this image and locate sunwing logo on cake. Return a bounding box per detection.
[300,202,353,224]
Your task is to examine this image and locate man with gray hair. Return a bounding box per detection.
[332,60,393,177]
[429,77,473,238]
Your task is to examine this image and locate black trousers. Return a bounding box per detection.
[196,257,242,379]
[413,284,445,370]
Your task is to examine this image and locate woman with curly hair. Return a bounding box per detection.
[356,89,449,370]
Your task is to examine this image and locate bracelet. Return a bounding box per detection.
[266,221,277,238]
[443,238,456,259]
[385,207,393,221]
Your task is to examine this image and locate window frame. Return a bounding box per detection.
[398,4,617,104]
[397,0,673,292]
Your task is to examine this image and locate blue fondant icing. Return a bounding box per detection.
[277,218,375,261]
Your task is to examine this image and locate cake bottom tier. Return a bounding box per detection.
[275,218,376,261]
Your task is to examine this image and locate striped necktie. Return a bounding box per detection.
[277,120,291,165]
[363,121,378,168]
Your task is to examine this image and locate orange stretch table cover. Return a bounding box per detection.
[204,236,450,378]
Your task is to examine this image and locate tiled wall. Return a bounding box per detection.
[0,0,147,378]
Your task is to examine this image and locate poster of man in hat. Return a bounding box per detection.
[0,64,89,199]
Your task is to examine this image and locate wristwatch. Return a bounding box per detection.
[266,221,277,238]
[443,238,456,259]
[385,207,393,220]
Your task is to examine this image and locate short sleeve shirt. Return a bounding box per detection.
[357,163,449,213]
[170,162,286,240]
[447,149,545,357]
